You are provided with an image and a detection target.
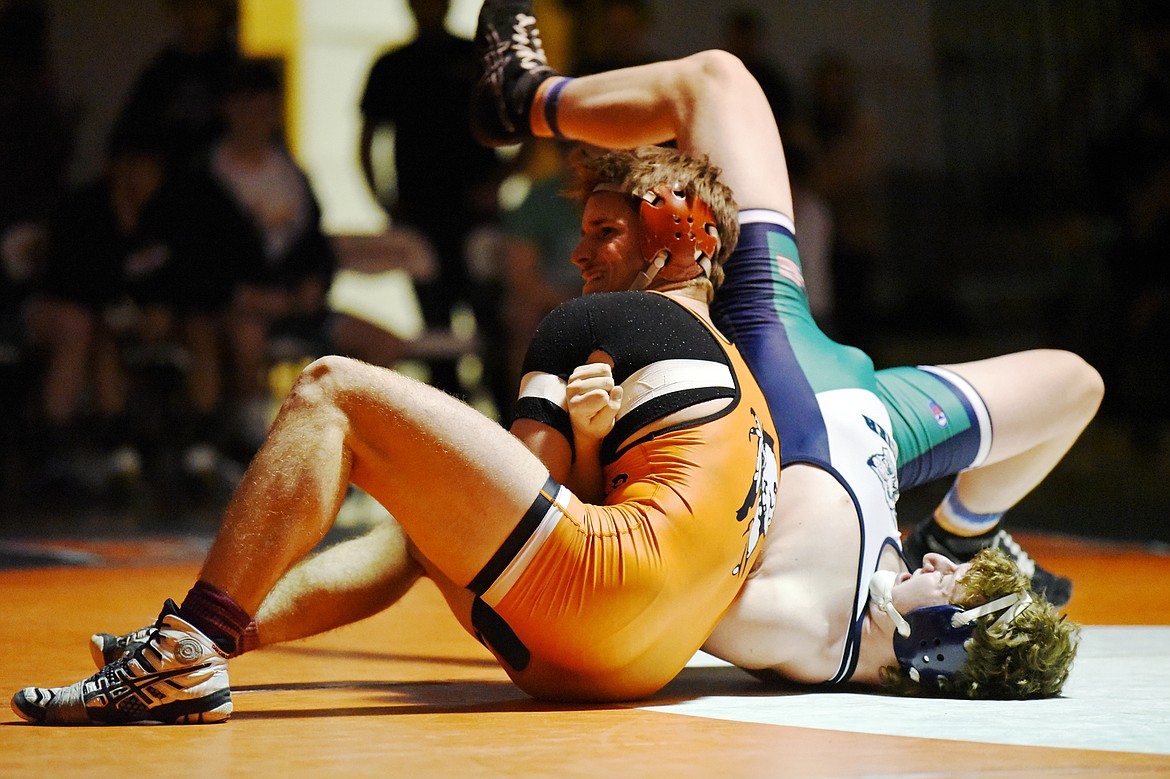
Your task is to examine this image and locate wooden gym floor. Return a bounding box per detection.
[1,533,1169,778]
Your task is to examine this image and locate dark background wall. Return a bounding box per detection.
[18,0,1170,543]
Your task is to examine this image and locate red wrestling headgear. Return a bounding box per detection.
[594,183,721,290]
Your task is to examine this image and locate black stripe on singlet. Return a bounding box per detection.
[466,475,560,597]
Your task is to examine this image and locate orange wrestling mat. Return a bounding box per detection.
[2,534,1168,778]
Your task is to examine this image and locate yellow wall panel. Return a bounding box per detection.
[239,0,298,57]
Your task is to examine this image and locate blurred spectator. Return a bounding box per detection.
[498,140,582,403]
[0,0,72,357]
[114,0,239,177]
[24,128,171,493]
[805,51,885,352]
[157,59,335,459]
[359,0,507,408]
[721,7,795,135]
[573,0,661,75]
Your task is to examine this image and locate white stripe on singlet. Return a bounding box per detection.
[519,360,734,419]
[739,208,795,233]
[518,370,568,409]
[617,359,734,420]
[480,483,573,608]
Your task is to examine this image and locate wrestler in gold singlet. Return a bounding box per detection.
[467,290,778,701]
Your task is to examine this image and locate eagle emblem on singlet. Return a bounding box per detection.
[733,408,779,575]
[863,415,899,511]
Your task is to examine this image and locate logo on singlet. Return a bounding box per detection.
[929,400,948,427]
[863,415,897,457]
[863,415,899,511]
[733,408,778,576]
[867,450,899,511]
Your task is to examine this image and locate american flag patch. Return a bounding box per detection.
[775,255,805,288]
[929,400,948,427]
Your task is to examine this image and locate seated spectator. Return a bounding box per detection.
[25,128,172,492]
[157,59,335,457]
[114,0,239,177]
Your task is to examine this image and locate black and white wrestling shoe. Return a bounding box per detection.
[12,599,231,725]
[471,0,559,146]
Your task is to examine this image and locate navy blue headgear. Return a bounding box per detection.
[892,605,975,688]
[870,570,1031,689]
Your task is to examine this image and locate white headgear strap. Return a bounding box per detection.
[951,591,1033,631]
[869,570,912,637]
[870,568,1033,639]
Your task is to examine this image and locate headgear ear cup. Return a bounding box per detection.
[637,185,719,282]
[885,593,1030,688]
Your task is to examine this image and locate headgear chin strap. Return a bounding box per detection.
[869,569,1033,688]
[592,183,719,290]
[869,570,911,638]
[628,250,669,291]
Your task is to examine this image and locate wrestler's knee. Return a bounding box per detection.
[1059,350,1103,406]
[687,49,750,80]
[1045,349,1105,419]
[1075,355,1105,417]
[285,354,363,416]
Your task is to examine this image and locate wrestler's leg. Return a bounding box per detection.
[13,356,551,724]
[940,349,1103,514]
[905,349,1102,605]
[476,1,788,208]
[249,518,424,647]
[90,518,423,664]
[198,355,549,616]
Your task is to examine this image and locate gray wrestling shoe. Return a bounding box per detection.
[12,599,231,725]
[903,517,1072,607]
[471,0,558,146]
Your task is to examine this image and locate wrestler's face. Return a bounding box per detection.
[573,191,645,294]
[891,553,971,613]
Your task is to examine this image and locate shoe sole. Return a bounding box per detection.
[11,688,232,726]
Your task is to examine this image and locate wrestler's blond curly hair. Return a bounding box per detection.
[567,145,739,299]
[882,547,1081,699]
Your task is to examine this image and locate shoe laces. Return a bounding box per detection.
[117,625,157,653]
[100,656,132,683]
[114,613,169,663]
[992,530,1036,579]
[509,14,547,71]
